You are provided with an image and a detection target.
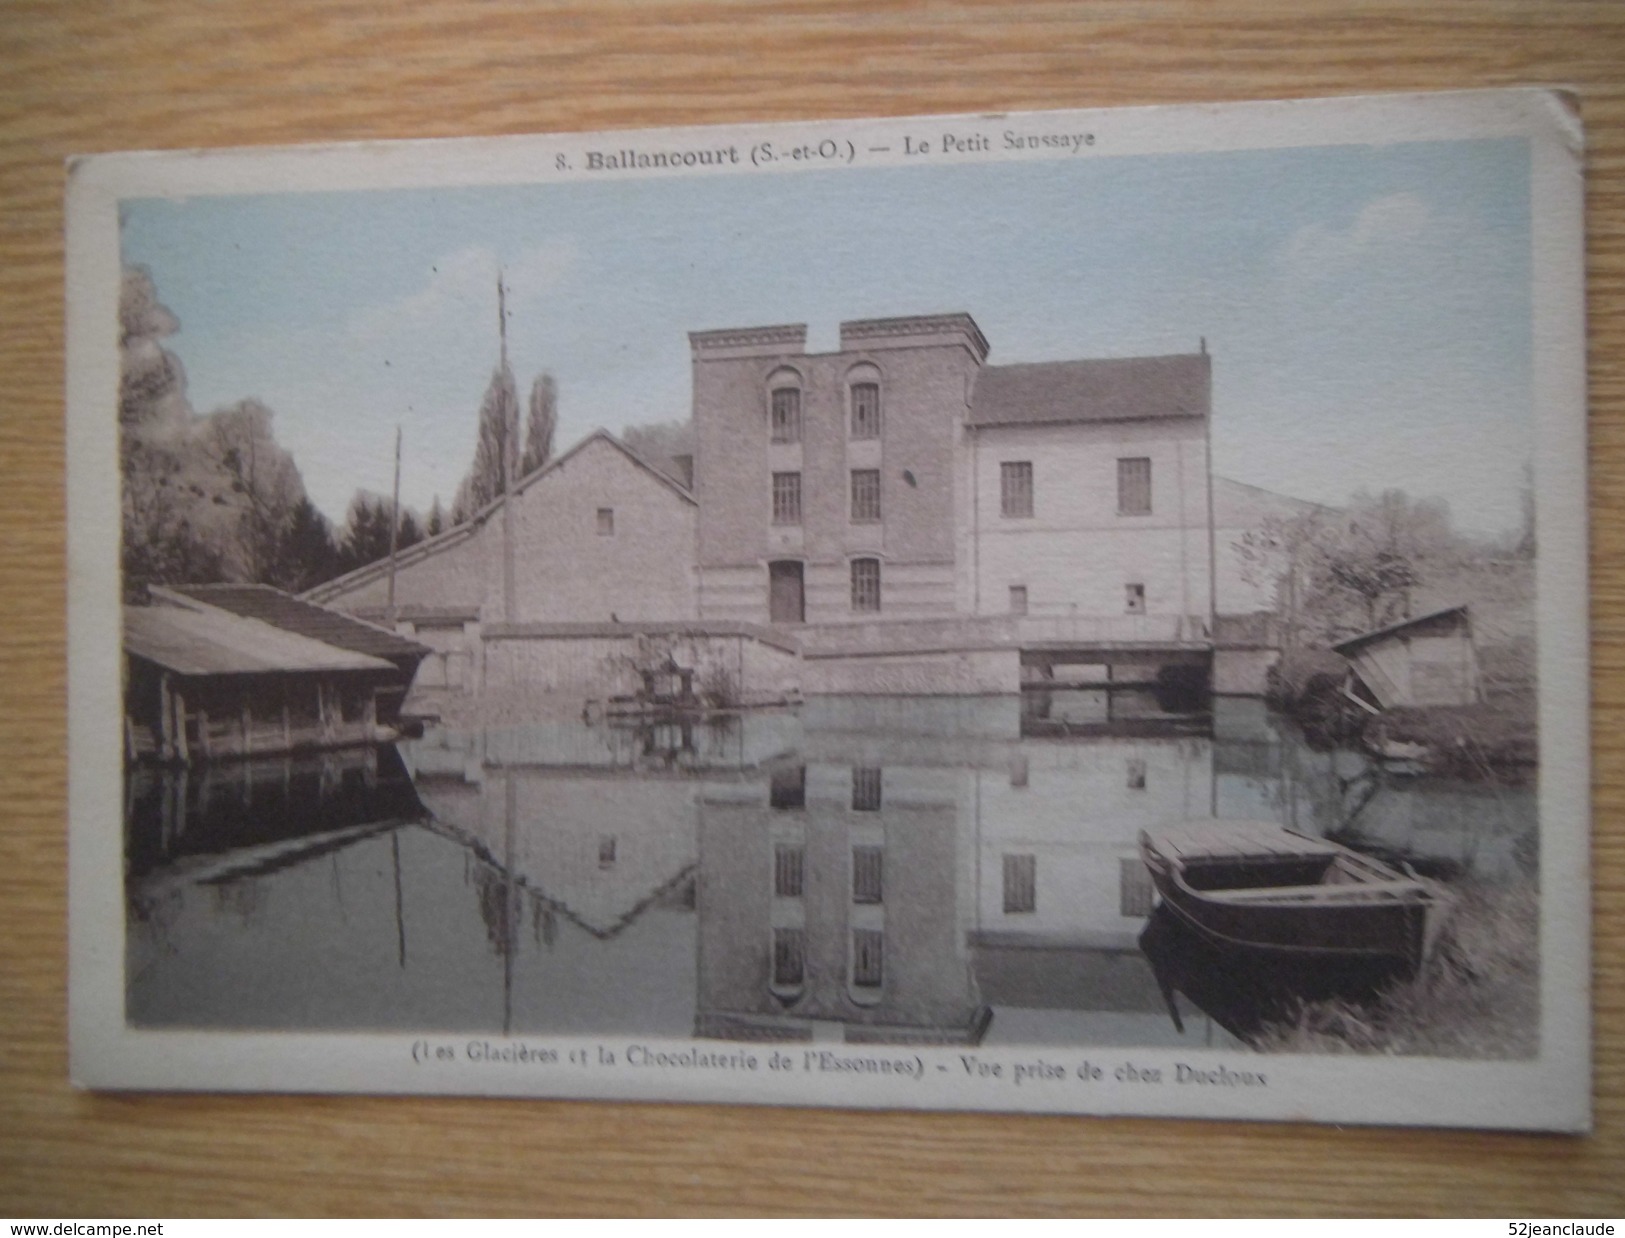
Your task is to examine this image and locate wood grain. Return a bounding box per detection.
[3,0,1621,1217]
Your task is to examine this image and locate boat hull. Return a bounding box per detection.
[1139,828,1443,969]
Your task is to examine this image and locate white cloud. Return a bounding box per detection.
[1281,192,1432,282]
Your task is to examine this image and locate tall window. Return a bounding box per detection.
[851,767,882,811]
[596,507,614,536]
[772,928,806,987]
[770,387,801,443]
[1009,585,1028,615]
[1003,853,1037,914]
[1000,461,1034,518]
[1120,857,1154,917]
[852,846,884,904]
[772,471,802,525]
[1118,457,1152,515]
[850,469,881,523]
[850,382,881,439]
[851,558,881,613]
[774,844,805,897]
[851,928,884,988]
[770,765,806,810]
[598,835,617,868]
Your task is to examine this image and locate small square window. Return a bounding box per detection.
[1000,461,1034,518]
[596,507,614,536]
[1009,585,1028,615]
[1125,583,1146,615]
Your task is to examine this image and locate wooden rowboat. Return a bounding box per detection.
[1138,820,1451,971]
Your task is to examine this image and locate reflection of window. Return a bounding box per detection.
[1009,585,1027,615]
[1118,457,1152,515]
[1009,755,1029,789]
[770,765,806,810]
[850,469,881,523]
[851,767,882,811]
[852,928,884,988]
[771,387,802,443]
[1120,857,1154,917]
[772,472,802,525]
[1000,461,1034,518]
[852,846,884,904]
[851,558,881,613]
[1126,758,1147,790]
[596,507,614,536]
[850,381,881,439]
[598,835,617,868]
[773,928,805,986]
[1125,583,1145,615]
[1003,853,1037,914]
[774,844,804,897]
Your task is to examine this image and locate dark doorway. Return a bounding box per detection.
[768,560,805,624]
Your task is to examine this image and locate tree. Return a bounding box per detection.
[277,496,339,592]
[462,365,521,511]
[209,398,305,583]
[521,372,557,476]
[425,496,445,538]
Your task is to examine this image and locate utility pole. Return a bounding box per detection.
[386,424,402,624]
[499,270,517,624]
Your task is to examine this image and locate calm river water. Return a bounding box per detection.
[124,693,1536,1048]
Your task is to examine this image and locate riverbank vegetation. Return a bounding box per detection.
[1253,876,1539,1058]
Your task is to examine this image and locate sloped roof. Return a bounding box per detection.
[1331,605,1471,655]
[304,428,694,603]
[968,353,1210,428]
[1212,476,1335,528]
[126,603,395,677]
[162,584,429,662]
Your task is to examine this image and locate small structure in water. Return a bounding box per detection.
[125,587,429,764]
[1333,604,1483,710]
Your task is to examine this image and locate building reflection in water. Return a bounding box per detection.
[124,696,1534,1046]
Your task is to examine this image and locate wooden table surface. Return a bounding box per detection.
[3,0,1622,1217]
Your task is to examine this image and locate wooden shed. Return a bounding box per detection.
[125,597,419,765]
[1332,604,1483,710]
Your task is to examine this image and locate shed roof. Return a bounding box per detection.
[125,604,396,677]
[1331,604,1470,655]
[967,353,1210,428]
[163,583,429,662]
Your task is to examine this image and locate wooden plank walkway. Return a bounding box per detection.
[1145,819,1337,863]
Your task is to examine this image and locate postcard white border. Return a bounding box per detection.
[66,88,1590,1131]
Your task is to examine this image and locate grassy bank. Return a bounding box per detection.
[1252,878,1539,1058]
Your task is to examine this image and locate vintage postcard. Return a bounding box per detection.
[66,89,1590,1130]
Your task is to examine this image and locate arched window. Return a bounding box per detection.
[847,363,882,440]
[766,366,803,444]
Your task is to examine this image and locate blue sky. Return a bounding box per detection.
[121,136,1531,534]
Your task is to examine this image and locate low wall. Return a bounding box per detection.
[800,648,1021,696]
[1213,647,1279,697]
[481,624,802,705]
